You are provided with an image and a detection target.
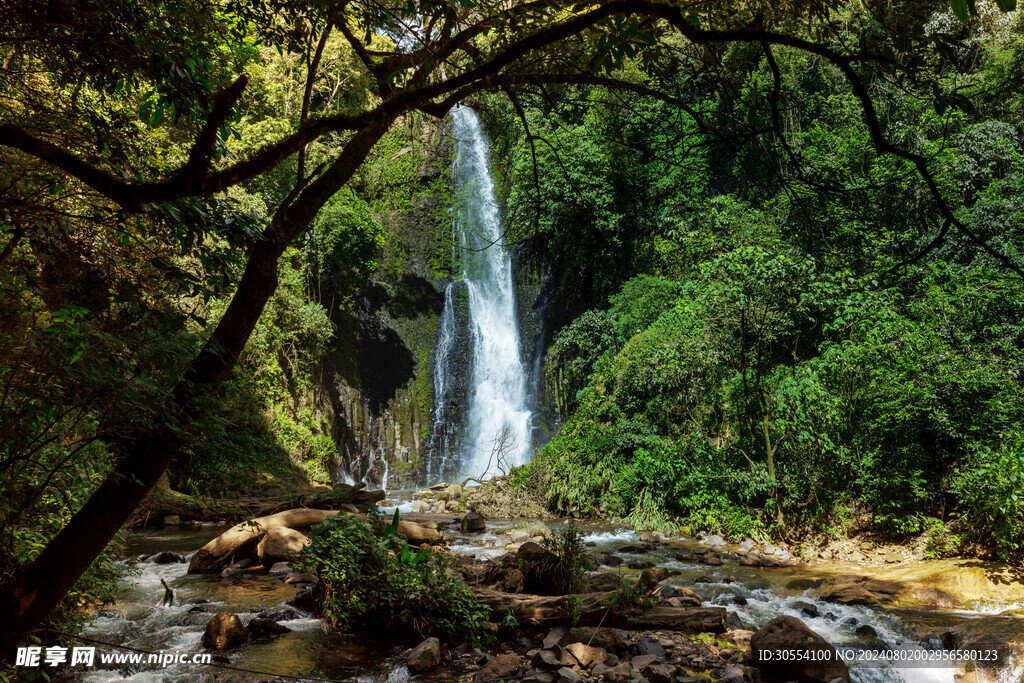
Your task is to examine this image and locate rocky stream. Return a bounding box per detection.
[76,487,1024,683]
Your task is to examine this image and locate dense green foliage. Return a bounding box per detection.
[302,513,490,642]
[486,6,1024,555]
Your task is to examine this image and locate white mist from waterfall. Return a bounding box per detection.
[446,105,532,479]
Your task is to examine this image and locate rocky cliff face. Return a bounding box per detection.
[316,116,456,489]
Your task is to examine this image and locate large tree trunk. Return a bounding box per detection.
[0,119,395,654]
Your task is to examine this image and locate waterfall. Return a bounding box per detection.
[431,106,533,481]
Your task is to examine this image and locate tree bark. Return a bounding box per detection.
[0,117,396,653]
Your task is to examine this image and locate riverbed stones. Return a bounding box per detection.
[510,529,532,543]
[544,626,571,649]
[246,617,290,642]
[556,666,582,683]
[408,637,442,673]
[817,583,879,606]
[462,510,487,533]
[532,649,564,670]
[202,613,247,650]
[639,662,675,683]
[792,600,820,618]
[751,615,850,682]
[565,642,607,668]
[257,527,310,566]
[589,573,623,592]
[569,627,625,654]
[150,551,185,564]
[640,531,665,543]
[475,653,521,681]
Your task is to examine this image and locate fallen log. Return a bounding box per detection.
[610,606,727,634]
[474,588,616,625]
[187,509,441,574]
[473,588,727,634]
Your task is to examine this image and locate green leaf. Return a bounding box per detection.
[950,0,971,22]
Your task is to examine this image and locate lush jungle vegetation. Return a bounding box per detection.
[0,0,1022,651]
[486,7,1024,555]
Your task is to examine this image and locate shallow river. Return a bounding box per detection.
[79,509,1024,683]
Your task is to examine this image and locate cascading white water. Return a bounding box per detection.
[441,105,532,479]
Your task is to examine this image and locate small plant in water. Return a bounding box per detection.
[537,523,590,594]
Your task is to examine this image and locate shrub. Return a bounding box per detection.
[301,512,490,642]
[951,438,1024,561]
[535,524,591,595]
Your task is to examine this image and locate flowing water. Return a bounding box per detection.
[81,517,1024,683]
[431,106,532,480]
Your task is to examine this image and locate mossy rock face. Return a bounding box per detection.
[318,117,456,488]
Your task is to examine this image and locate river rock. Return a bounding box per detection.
[462,510,486,533]
[751,615,850,682]
[652,582,702,606]
[510,529,532,543]
[412,500,430,513]
[640,531,665,543]
[203,613,247,650]
[638,568,671,590]
[150,551,185,564]
[408,637,441,673]
[257,527,310,566]
[817,583,878,606]
[544,626,571,649]
[601,553,624,566]
[532,649,564,670]
[589,573,623,592]
[630,654,662,670]
[566,642,606,668]
[556,667,582,683]
[855,624,878,638]
[639,662,675,683]
[626,560,654,570]
[569,627,625,653]
[247,617,290,642]
[726,629,755,646]
[703,553,722,566]
[726,611,748,631]
[163,515,181,526]
[475,653,521,681]
[268,561,292,575]
[792,600,820,618]
[705,535,726,548]
[518,541,547,562]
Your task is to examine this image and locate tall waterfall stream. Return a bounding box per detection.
[431,106,532,481]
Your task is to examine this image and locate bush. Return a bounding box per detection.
[951,438,1024,561]
[535,524,590,595]
[301,512,490,642]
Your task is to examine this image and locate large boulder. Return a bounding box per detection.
[408,637,441,673]
[750,615,851,682]
[257,527,310,566]
[461,510,487,533]
[202,613,247,650]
